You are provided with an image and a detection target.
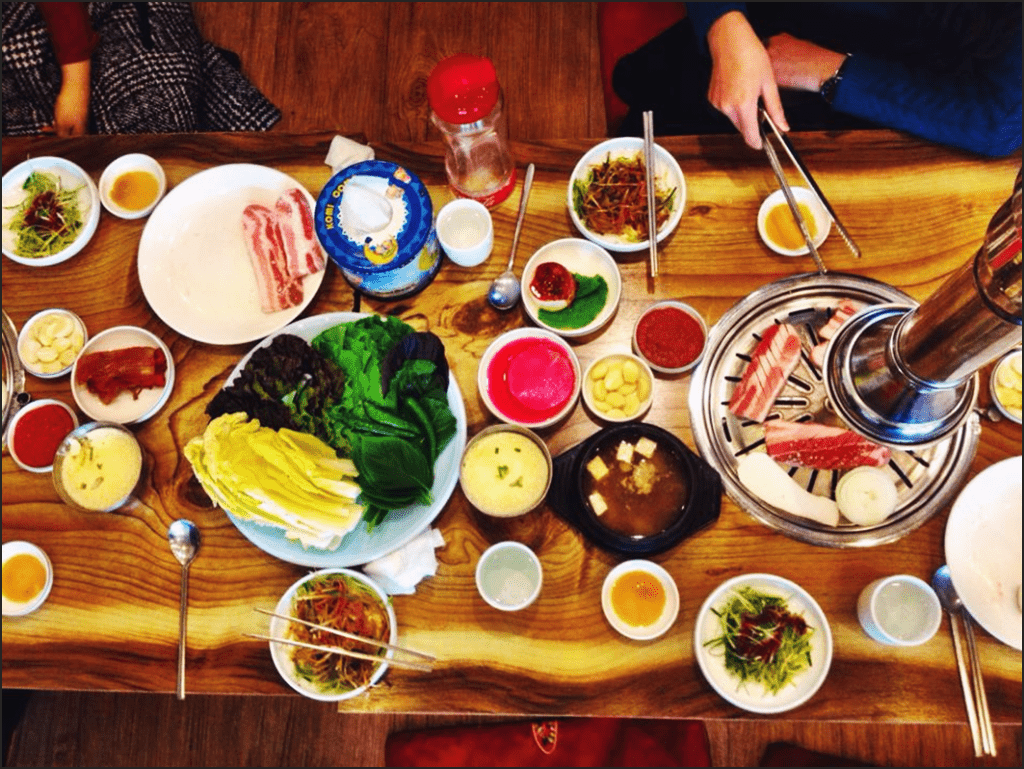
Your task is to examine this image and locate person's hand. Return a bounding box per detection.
[706,11,788,149]
[50,60,91,136]
[766,33,848,93]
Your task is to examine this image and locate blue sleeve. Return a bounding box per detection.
[686,2,746,51]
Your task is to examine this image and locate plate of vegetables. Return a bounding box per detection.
[185,311,467,567]
[2,156,100,267]
[694,573,832,714]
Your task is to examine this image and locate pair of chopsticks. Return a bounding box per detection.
[758,107,861,273]
[247,607,435,673]
[949,608,997,756]
[643,110,659,278]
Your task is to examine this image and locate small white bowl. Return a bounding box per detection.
[17,308,88,378]
[6,398,79,473]
[98,153,167,219]
[521,238,622,338]
[1,156,101,267]
[268,568,396,701]
[2,541,54,617]
[601,559,679,640]
[568,137,686,253]
[436,198,493,267]
[71,325,174,424]
[989,349,1022,424]
[632,300,708,375]
[476,541,543,612]
[757,187,831,257]
[478,328,581,430]
[582,352,654,422]
[857,574,942,646]
[460,424,553,518]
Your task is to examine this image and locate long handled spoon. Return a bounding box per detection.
[168,519,200,700]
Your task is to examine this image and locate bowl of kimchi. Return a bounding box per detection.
[567,137,685,253]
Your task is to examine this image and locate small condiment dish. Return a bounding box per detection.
[52,421,145,512]
[6,398,79,473]
[632,300,707,375]
[582,352,653,422]
[436,198,493,267]
[460,424,552,518]
[476,541,543,612]
[17,308,88,378]
[99,153,167,219]
[601,559,679,640]
[857,574,942,646]
[2,540,54,617]
[757,187,831,257]
[989,348,1022,424]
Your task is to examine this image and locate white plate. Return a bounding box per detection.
[944,455,1022,650]
[694,573,833,714]
[2,156,100,267]
[219,312,467,568]
[137,164,326,345]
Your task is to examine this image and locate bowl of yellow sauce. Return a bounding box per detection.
[757,187,830,257]
[52,421,145,512]
[2,541,53,616]
[601,559,679,640]
[460,424,552,517]
[99,154,166,219]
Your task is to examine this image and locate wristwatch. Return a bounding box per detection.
[819,54,852,105]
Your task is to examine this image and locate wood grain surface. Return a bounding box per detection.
[2,132,1021,727]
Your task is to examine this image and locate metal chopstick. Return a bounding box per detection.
[643,110,659,278]
[962,610,997,756]
[950,612,985,756]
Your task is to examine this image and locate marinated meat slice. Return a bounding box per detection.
[75,346,167,404]
[275,188,325,278]
[765,419,891,470]
[728,323,803,423]
[242,204,304,313]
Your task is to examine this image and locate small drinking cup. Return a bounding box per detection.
[857,574,942,646]
[436,199,494,267]
[475,541,542,612]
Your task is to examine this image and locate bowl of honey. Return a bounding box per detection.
[99,153,166,219]
[601,559,679,640]
[757,186,830,257]
[2,541,53,616]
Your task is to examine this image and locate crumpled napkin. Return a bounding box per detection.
[325,135,375,174]
[363,528,445,595]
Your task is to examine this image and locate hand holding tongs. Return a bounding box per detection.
[758,107,861,271]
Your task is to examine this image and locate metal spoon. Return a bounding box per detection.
[487,163,535,311]
[168,519,200,700]
[932,565,995,756]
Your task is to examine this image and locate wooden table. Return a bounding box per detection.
[2,132,1021,723]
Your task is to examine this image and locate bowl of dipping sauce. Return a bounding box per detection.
[478,328,581,429]
[990,349,1022,424]
[757,187,831,257]
[602,559,679,640]
[857,574,942,646]
[2,541,54,617]
[633,300,707,375]
[99,153,166,219]
[461,424,552,518]
[7,398,78,473]
[436,198,493,267]
[17,308,87,378]
[582,352,653,422]
[53,421,144,512]
[476,541,543,612]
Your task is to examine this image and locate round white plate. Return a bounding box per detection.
[694,573,833,714]
[137,164,326,345]
[944,455,1022,650]
[218,312,467,567]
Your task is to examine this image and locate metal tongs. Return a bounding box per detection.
[758,107,861,273]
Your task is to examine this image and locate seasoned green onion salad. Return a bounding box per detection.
[6,171,86,258]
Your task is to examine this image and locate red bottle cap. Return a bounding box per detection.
[427,54,500,124]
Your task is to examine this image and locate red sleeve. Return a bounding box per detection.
[37,2,99,65]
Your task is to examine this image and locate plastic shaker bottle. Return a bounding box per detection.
[427,54,516,208]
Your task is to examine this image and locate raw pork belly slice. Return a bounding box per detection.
[275,188,326,278]
[242,204,304,313]
[728,323,803,423]
[810,299,861,369]
[765,419,891,470]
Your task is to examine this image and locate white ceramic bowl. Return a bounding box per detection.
[757,187,831,257]
[17,308,88,378]
[436,198,493,267]
[989,348,1022,424]
[601,559,680,640]
[582,352,654,422]
[694,573,833,714]
[568,137,686,253]
[632,300,708,375]
[71,325,174,424]
[857,574,942,646]
[521,238,622,338]
[1,540,54,617]
[268,568,396,701]
[460,424,553,518]
[475,541,543,611]
[6,398,79,473]
[477,328,581,430]
[99,153,167,219]
[2,156,101,267]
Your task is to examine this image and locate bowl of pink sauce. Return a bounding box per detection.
[477,328,581,430]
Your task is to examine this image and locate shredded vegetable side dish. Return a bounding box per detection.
[5,171,86,258]
[573,153,677,241]
[704,586,814,695]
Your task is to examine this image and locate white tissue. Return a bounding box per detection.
[340,181,393,235]
[363,528,445,595]
[325,135,375,174]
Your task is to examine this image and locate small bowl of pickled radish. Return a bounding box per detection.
[99,153,166,220]
[990,349,1022,424]
[601,559,679,640]
[582,352,653,422]
[2,541,54,617]
[757,187,830,257]
[17,308,87,378]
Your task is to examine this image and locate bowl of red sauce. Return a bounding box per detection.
[633,300,707,375]
[7,398,79,473]
[478,328,581,429]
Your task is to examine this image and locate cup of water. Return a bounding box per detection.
[857,574,942,646]
[475,541,542,612]
[436,198,494,267]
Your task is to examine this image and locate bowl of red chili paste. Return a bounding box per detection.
[632,301,707,375]
[7,398,78,473]
[478,328,581,429]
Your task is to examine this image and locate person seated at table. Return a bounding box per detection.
[612,2,1022,157]
[2,2,280,136]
